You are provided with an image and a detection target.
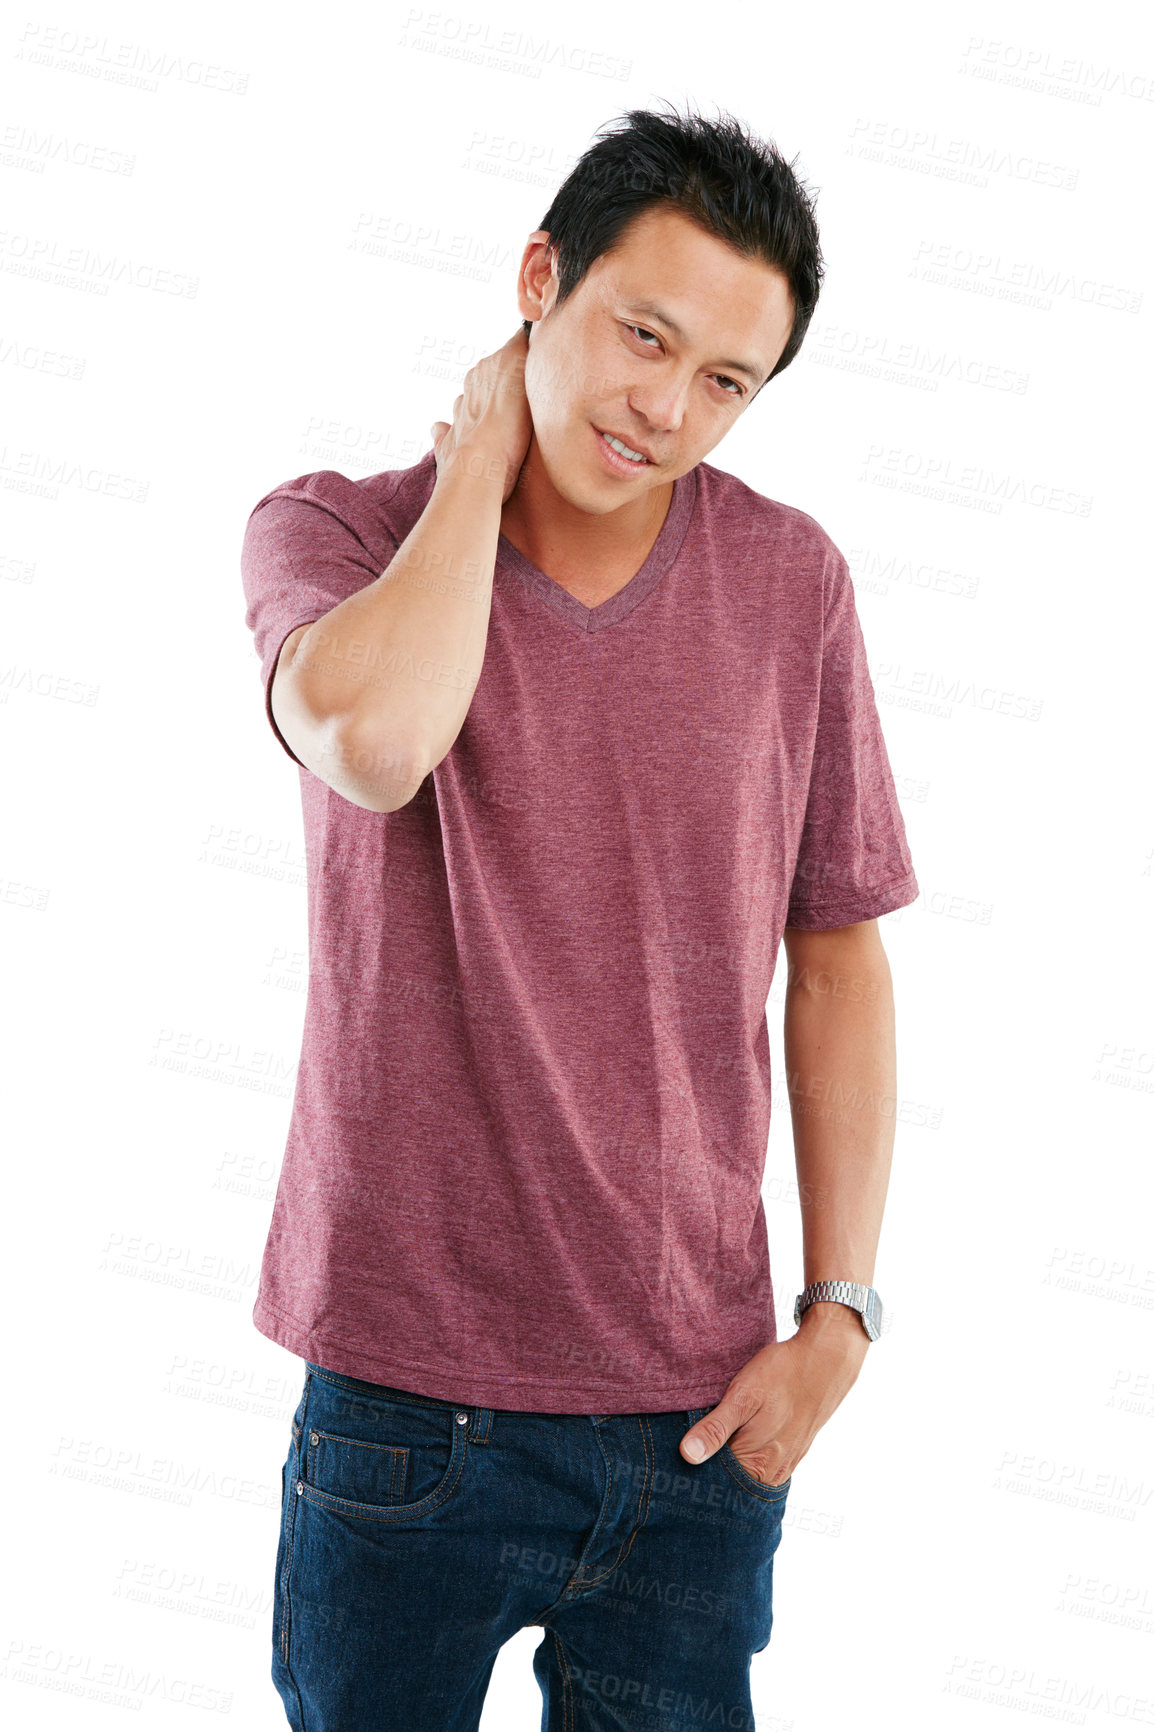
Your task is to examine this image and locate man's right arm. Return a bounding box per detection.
[268,327,532,813]
[270,454,506,812]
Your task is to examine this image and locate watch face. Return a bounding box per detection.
[864,1292,883,1339]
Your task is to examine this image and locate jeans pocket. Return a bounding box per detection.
[310,1431,414,1506]
[299,1371,470,1521]
[687,1406,791,1503]
[717,1440,791,1503]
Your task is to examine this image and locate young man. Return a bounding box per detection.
[243,104,918,1730]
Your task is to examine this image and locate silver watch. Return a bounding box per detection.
[794,1280,883,1341]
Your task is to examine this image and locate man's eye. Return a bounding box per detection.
[627,326,744,398]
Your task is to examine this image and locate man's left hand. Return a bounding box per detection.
[679,1311,870,1485]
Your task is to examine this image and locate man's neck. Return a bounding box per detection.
[500,439,675,606]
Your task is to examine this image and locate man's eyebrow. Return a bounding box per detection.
[622,300,766,386]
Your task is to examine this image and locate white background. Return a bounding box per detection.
[3,0,1152,1726]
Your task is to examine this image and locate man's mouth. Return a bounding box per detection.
[593,426,654,468]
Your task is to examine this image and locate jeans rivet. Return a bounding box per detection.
[456,1412,469,1424]
[295,1480,303,1495]
[309,1431,319,1445]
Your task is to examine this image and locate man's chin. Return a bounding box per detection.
[542,434,670,513]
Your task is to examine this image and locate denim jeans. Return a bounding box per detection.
[272,1360,791,1730]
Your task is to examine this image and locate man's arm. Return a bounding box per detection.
[270,457,507,812]
[781,916,896,1356]
[268,329,532,813]
[679,915,898,1479]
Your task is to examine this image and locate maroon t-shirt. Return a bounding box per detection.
[240,450,918,1412]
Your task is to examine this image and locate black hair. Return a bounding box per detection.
[520,100,825,388]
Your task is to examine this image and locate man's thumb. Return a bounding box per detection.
[681,1405,732,1464]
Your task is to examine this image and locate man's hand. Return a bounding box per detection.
[680,1309,870,1485]
[430,327,534,505]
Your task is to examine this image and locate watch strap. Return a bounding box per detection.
[793,1279,882,1339]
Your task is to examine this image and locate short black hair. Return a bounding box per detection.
[521,99,825,388]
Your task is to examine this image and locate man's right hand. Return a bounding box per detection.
[430,328,534,504]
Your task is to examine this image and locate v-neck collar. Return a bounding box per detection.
[496,463,698,633]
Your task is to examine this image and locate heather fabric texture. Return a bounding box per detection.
[240,450,919,1412]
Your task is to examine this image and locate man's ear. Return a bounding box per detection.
[515,230,556,327]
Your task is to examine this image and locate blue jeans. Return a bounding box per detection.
[272,1360,791,1730]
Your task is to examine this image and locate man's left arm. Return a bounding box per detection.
[680,917,895,1482]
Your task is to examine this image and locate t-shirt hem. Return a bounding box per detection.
[785,869,920,930]
[253,1293,739,1415]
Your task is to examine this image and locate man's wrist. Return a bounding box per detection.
[432,444,509,493]
[795,1299,871,1348]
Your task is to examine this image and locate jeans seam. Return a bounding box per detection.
[278,1375,308,1730]
[550,1625,575,1732]
[569,1412,656,1592]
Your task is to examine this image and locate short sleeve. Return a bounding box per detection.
[240,482,391,767]
[785,552,919,928]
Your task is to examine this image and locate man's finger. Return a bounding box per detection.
[680,1389,759,1463]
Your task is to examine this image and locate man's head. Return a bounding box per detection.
[512,102,824,510]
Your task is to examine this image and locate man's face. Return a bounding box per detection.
[517,203,796,514]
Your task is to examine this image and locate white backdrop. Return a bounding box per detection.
[4,0,1152,1726]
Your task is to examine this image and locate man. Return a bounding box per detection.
[242,103,918,1731]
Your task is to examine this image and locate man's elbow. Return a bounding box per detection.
[326,716,430,811]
